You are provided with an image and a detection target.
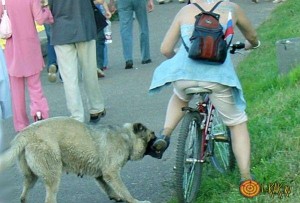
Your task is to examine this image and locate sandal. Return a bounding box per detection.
[145,135,170,159]
[240,174,256,185]
[152,135,170,152]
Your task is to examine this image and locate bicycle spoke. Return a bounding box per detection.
[175,112,203,203]
[184,162,196,199]
[215,142,229,170]
[209,109,235,173]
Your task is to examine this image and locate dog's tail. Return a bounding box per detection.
[0,132,29,172]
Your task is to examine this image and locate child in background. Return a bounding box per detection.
[95,1,112,73]
[103,18,112,70]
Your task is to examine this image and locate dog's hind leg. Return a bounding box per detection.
[37,160,62,203]
[19,153,38,203]
[95,176,122,202]
[43,178,61,203]
[25,143,62,203]
[39,159,62,203]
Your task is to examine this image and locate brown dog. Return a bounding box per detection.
[0,117,155,203]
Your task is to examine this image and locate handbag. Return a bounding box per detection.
[90,0,107,32]
[0,0,12,39]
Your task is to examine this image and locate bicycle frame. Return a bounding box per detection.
[175,42,244,203]
[182,93,216,163]
[197,94,217,163]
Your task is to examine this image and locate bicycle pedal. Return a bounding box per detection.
[213,135,229,142]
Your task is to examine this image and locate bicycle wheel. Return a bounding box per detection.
[208,108,235,173]
[175,112,203,203]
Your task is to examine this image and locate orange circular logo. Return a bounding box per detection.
[239,180,261,198]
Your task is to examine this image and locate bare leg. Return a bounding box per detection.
[162,94,188,136]
[150,94,188,157]
[229,122,251,180]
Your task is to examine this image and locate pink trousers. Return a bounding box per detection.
[9,73,49,132]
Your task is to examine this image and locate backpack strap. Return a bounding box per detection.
[192,1,223,13]
[181,36,189,52]
[209,1,223,12]
[192,3,205,13]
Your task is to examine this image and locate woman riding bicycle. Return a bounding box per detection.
[147,0,260,182]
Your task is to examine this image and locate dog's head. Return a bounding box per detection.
[125,123,156,160]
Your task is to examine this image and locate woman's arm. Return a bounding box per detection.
[235,4,260,49]
[33,0,54,25]
[160,12,181,58]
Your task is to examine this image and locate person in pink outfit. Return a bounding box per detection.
[0,0,54,132]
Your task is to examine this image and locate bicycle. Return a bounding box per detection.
[174,42,246,203]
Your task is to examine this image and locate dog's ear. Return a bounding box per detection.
[133,123,146,134]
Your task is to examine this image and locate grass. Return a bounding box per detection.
[168,1,300,202]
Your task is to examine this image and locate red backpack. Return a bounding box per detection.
[182,1,232,64]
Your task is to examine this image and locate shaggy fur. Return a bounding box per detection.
[0,117,155,203]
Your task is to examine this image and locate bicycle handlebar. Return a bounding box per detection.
[229,42,245,54]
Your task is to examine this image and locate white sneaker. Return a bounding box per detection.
[273,0,282,3]
[34,111,43,122]
[157,0,165,4]
[178,0,185,3]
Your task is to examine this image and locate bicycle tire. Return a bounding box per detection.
[208,108,235,173]
[175,112,203,203]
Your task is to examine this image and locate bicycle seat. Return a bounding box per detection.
[184,87,212,95]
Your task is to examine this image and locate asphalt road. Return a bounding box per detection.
[0,1,277,203]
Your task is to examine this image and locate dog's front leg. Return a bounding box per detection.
[95,176,122,202]
[102,171,151,203]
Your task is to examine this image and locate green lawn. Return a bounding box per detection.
[169,1,300,202]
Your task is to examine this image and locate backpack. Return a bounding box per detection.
[182,1,232,64]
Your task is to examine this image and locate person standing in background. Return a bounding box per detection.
[44,23,61,83]
[0,48,11,122]
[0,48,12,149]
[0,0,53,132]
[110,0,154,69]
[49,0,106,123]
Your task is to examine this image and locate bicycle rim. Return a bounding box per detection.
[175,112,203,203]
[209,109,235,173]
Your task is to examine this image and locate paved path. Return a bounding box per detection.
[0,1,278,203]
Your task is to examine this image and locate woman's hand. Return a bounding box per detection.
[41,0,48,7]
[244,40,261,50]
